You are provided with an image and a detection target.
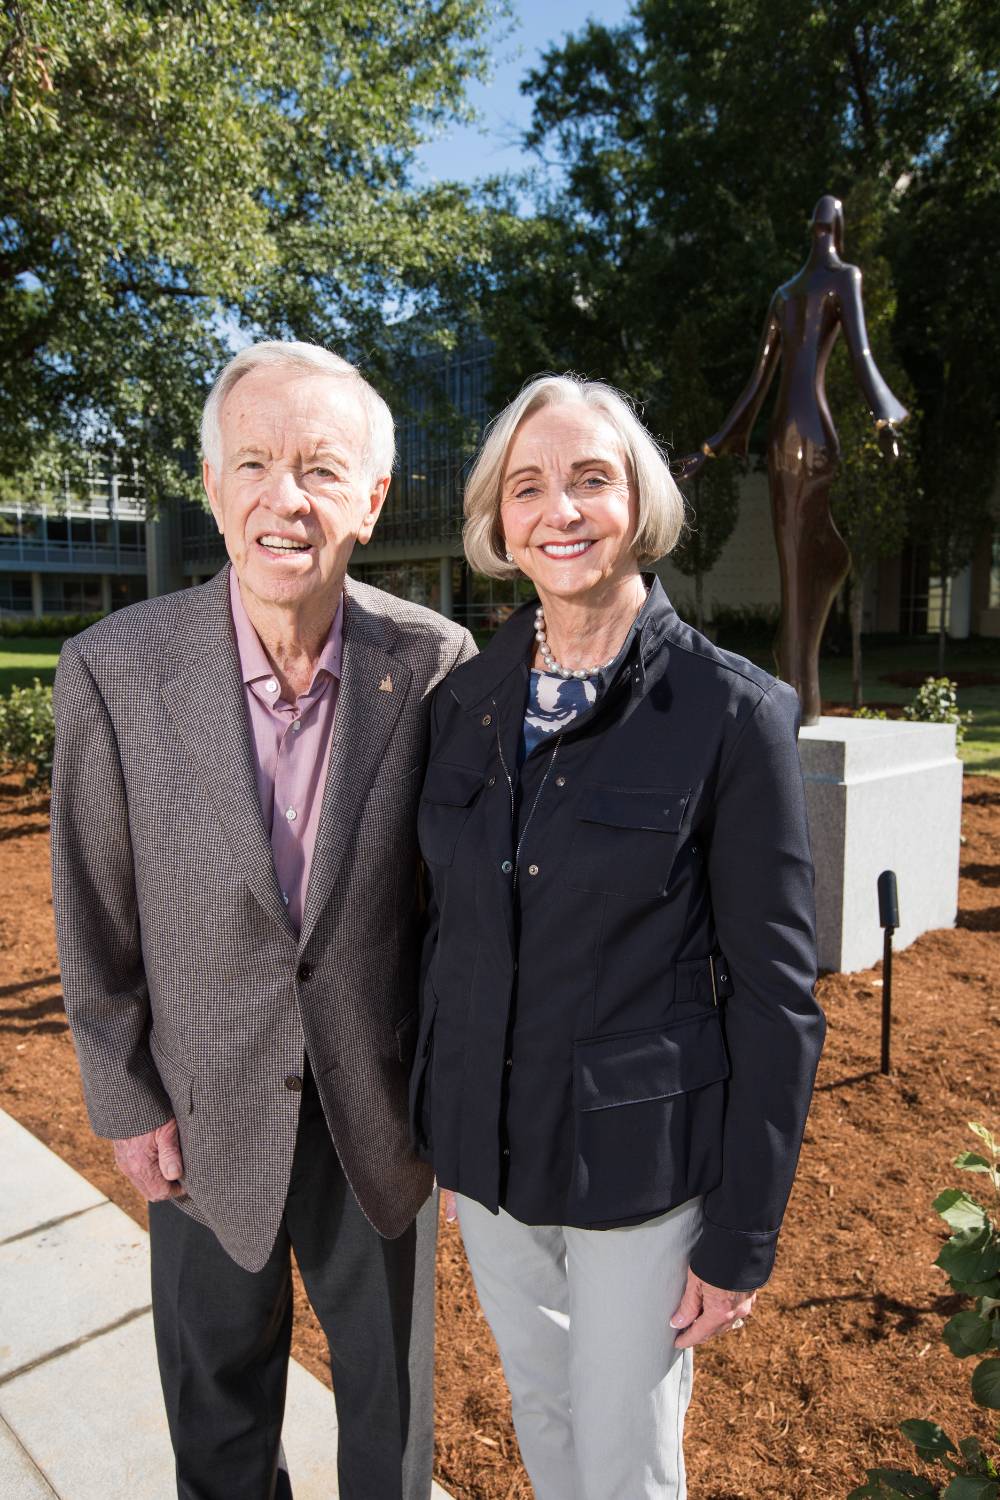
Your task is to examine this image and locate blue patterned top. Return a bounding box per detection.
[522,670,598,760]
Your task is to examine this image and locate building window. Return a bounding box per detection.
[41,575,104,614]
[0,574,33,613]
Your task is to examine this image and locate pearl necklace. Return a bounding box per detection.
[534,606,619,681]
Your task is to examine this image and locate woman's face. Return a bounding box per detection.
[499,404,640,605]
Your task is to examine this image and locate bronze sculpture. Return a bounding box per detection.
[676,194,908,725]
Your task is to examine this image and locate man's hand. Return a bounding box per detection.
[112,1119,185,1201]
[670,1267,757,1349]
[441,1188,458,1224]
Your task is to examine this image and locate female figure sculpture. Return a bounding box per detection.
[677,194,908,724]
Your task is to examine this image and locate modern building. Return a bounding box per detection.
[3,338,998,637]
[0,459,148,618]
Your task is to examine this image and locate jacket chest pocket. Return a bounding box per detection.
[566,785,690,896]
[418,762,485,867]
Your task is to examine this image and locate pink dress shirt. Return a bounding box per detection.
[229,570,343,932]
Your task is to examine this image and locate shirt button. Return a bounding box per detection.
[502,1147,510,1159]
[528,864,539,876]
[285,807,297,821]
[555,775,566,787]
[284,1074,303,1092]
[292,720,302,732]
[482,713,492,726]
[505,1056,513,1069]
[297,963,313,982]
[500,860,513,875]
[265,678,279,694]
[282,892,289,906]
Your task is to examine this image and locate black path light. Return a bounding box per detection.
[878,870,900,1075]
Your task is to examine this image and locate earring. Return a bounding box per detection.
[505,549,514,563]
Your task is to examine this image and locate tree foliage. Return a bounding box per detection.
[477,0,1000,616]
[0,0,498,502]
[664,314,739,631]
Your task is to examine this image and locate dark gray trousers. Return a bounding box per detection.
[148,1070,437,1500]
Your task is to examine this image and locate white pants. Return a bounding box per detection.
[455,1194,702,1500]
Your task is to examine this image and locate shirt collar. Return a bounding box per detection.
[228,569,344,693]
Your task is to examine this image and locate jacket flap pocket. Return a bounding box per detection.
[575,1012,729,1112]
[422,762,484,807]
[578,785,690,832]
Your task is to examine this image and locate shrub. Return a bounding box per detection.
[710,602,780,647]
[848,1123,1000,1498]
[854,706,889,721]
[0,612,103,639]
[0,678,55,789]
[902,677,973,746]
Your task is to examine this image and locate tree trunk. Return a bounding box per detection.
[695,569,704,634]
[937,572,950,674]
[850,568,865,709]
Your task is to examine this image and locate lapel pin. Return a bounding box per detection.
[379,673,393,693]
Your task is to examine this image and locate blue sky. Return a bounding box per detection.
[414,0,636,185]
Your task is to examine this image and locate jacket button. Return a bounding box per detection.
[487,774,496,786]
[527,864,539,876]
[555,775,566,787]
[500,860,513,874]
[502,1147,510,1158]
[505,1056,513,1069]
[285,1074,303,1092]
[297,963,313,982]
[482,713,492,726]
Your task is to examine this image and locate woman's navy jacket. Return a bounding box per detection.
[410,579,824,1290]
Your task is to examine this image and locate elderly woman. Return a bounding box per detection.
[410,375,824,1499]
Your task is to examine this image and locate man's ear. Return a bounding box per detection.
[356,475,391,547]
[203,460,225,535]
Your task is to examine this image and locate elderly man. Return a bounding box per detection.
[50,340,475,1500]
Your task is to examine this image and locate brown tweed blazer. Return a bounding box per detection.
[51,565,475,1271]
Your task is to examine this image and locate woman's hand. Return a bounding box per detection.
[441,1188,458,1223]
[669,1267,757,1349]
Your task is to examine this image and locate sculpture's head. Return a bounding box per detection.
[811,194,844,253]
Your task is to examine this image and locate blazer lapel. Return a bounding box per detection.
[160,570,295,938]
[299,583,411,951]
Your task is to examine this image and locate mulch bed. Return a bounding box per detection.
[1,773,997,1499]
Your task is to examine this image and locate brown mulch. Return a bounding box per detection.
[1,774,997,1500]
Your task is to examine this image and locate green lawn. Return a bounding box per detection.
[0,637,62,693]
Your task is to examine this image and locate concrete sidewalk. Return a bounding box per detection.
[0,1110,452,1498]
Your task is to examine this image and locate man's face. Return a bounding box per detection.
[203,365,390,618]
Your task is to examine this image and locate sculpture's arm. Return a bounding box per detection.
[674,299,781,481]
[703,298,783,458]
[837,267,908,431]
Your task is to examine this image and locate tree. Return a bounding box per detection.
[828,180,915,706]
[477,0,1000,649]
[664,315,739,633]
[0,0,497,505]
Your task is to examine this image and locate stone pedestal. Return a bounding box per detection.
[797,718,963,973]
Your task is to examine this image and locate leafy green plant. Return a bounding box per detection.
[902,678,973,746]
[0,678,55,788]
[848,1124,1000,1499]
[854,706,889,722]
[710,603,781,648]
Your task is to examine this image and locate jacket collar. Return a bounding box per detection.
[446,573,679,710]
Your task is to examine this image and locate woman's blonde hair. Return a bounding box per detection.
[463,373,685,579]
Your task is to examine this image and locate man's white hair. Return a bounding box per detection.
[200,340,395,483]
